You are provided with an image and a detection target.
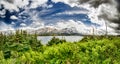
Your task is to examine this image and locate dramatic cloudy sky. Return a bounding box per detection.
[0,0,120,35]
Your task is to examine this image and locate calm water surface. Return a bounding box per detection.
[37,36,83,44]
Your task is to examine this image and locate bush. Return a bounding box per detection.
[0,31,120,64]
[47,37,66,46]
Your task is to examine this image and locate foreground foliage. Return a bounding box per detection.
[0,31,120,64]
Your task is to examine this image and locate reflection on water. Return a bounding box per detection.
[37,36,83,44]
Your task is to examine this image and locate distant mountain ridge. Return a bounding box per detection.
[35,27,82,36]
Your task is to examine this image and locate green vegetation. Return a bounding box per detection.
[47,36,66,46]
[0,31,120,64]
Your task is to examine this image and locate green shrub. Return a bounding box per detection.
[47,37,66,46]
[0,31,120,64]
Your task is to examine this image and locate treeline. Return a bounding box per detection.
[38,33,82,36]
[0,30,120,64]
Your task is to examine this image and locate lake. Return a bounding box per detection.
[37,36,83,45]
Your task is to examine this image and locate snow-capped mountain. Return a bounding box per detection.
[35,27,79,35]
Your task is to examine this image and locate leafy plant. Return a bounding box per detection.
[0,30,120,64]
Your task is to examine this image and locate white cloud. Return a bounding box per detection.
[0,0,48,13]
[30,0,48,8]
[54,20,91,35]
[11,22,15,25]
[53,20,117,35]
[47,4,53,8]
[108,23,119,28]
[20,23,27,27]
[52,0,79,7]
[0,9,6,18]
[14,0,29,8]
[0,1,19,12]
[0,21,14,31]
[52,0,70,3]
[28,11,45,28]
[0,9,6,16]
[10,15,18,19]
[53,10,88,16]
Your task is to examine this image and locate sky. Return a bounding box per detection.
[0,0,120,35]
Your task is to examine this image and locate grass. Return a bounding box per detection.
[0,30,120,64]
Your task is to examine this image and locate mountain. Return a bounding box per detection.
[35,27,81,36]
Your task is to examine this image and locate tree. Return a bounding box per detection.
[47,37,66,46]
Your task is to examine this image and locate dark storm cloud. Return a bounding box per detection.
[6,0,14,3]
[79,0,112,8]
[116,0,120,30]
[78,0,120,33]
